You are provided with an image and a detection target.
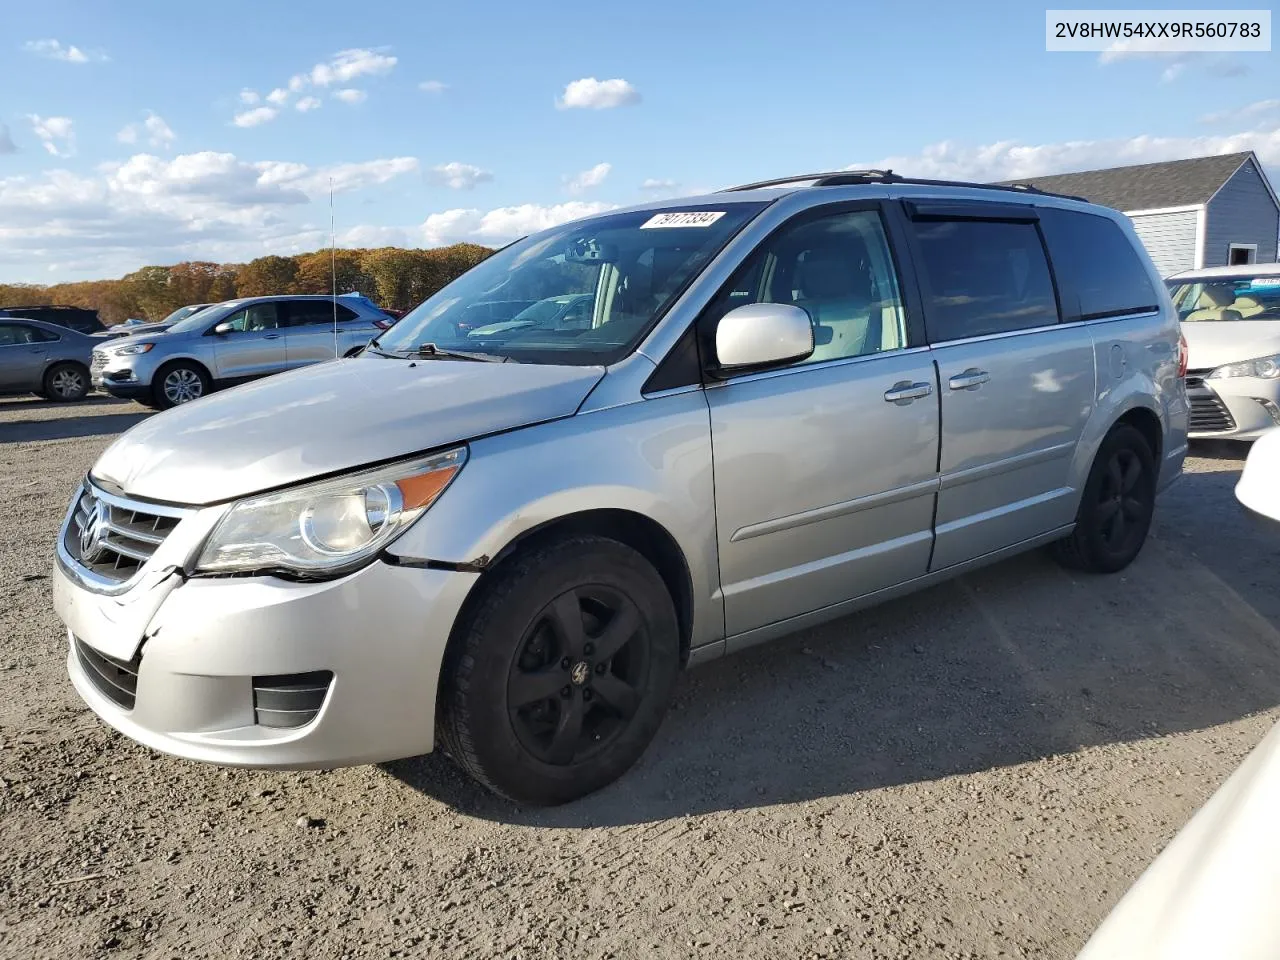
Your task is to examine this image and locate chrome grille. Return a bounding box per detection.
[64,485,183,585]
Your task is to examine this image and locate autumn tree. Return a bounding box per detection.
[234,255,299,298]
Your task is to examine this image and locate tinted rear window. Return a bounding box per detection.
[1040,209,1158,322]
[912,220,1059,341]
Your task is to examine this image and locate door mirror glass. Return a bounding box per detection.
[714,303,814,373]
[213,321,234,335]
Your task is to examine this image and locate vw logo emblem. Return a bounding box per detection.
[79,497,110,563]
[570,661,591,686]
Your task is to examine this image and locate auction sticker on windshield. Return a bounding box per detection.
[640,211,726,229]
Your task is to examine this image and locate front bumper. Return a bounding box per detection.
[1185,374,1280,440]
[54,552,477,769]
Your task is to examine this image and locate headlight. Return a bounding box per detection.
[195,448,466,576]
[115,342,155,356]
[1209,354,1280,380]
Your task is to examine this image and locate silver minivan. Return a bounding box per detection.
[53,173,1189,804]
[92,294,392,409]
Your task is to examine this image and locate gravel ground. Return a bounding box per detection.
[3,395,1279,960]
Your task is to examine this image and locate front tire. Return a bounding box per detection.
[1052,423,1157,573]
[43,363,89,402]
[152,362,210,410]
[439,535,680,806]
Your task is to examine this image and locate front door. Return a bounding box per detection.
[903,204,1095,569]
[703,204,940,638]
[0,322,54,390]
[209,302,285,380]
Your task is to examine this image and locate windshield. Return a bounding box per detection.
[167,301,235,334]
[161,304,210,325]
[1168,277,1280,322]
[376,203,767,364]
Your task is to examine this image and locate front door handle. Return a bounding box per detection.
[263,334,281,340]
[884,380,933,405]
[948,368,990,391]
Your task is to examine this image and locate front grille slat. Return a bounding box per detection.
[64,486,184,587]
[1188,394,1236,433]
[74,637,141,710]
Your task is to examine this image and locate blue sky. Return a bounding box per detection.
[3,0,1278,282]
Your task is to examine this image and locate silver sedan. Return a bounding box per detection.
[0,317,95,401]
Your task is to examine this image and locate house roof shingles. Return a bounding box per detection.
[998,152,1254,211]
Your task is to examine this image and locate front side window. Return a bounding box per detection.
[376,203,766,365]
[700,208,909,365]
[1039,209,1158,322]
[220,303,279,333]
[913,219,1059,341]
[1169,277,1280,321]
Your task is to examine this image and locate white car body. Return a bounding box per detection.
[1169,264,1280,440]
[1078,432,1280,959]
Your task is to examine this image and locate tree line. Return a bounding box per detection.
[0,244,495,326]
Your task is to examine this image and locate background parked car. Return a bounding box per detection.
[92,294,395,409]
[0,304,106,336]
[0,317,95,401]
[98,303,215,341]
[1168,263,1280,440]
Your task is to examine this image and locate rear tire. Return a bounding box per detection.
[43,363,89,402]
[152,362,210,410]
[439,535,680,806]
[1051,423,1156,573]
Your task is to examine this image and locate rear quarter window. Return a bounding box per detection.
[1039,208,1158,322]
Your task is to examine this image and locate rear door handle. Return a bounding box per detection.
[948,368,990,391]
[884,380,933,405]
[263,334,281,340]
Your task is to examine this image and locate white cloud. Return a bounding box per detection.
[0,125,16,155]
[848,127,1280,184]
[420,201,615,246]
[231,48,395,124]
[565,161,612,193]
[23,39,101,63]
[233,106,279,128]
[143,113,176,149]
[430,162,494,190]
[1099,48,1250,82]
[310,48,397,87]
[338,224,411,247]
[557,77,641,110]
[419,80,448,94]
[640,177,678,191]
[296,96,322,113]
[1201,99,1280,125]
[0,150,422,280]
[27,115,75,157]
[116,124,138,145]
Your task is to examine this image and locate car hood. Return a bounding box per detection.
[1077,719,1280,960]
[92,357,605,504]
[94,328,185,351]
[1181,321,1280,370]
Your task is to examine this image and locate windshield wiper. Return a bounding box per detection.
[412,342,509,363]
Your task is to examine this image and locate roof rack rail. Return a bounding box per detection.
[720,169,1087,202]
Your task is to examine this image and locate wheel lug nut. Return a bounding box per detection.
[561,686,572,698]
[560,657,570,669]
[583,689,593,701]
[583,643,594,656]
[595,663,606,674]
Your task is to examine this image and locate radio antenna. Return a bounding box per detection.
[330,177,338,358]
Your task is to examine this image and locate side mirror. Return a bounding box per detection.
[213,321,234,335]
[713,303,814,375]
